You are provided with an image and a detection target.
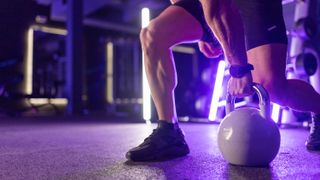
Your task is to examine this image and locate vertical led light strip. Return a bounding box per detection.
[141,8,151,120]
[25,27,34,95]
[208,60,226,121]
[106,42,114,104]
[272,103,281,123]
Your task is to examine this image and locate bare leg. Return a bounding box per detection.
[140,6,203,123]
[248,44,320,113]
[126,5,203,162]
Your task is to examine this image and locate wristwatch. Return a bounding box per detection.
[229,64,254,78]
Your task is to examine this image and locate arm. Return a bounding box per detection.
[201,0,253,97]
[200,0,247,65]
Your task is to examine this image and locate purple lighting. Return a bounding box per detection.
[271,103,281,123]
[209,60,226,121]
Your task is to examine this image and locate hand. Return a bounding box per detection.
[227,73,254,98]
[198,41,223,58]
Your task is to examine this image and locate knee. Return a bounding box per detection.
[140,26,153,53]
[257,80,289,106]
[140,26,177,89]
[140,22,168,55]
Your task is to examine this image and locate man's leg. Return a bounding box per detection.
[247,44,320,113]
[200,0,320,151]
[126,3,204,161]
[247,44,320,150]
[236,0,320,150]
[141,5,203,123]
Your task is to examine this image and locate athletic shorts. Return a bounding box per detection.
[234,0,288,50]
[174,0,288,51]
[172,0,220,47]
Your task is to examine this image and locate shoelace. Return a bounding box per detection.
[141,128,182,145]
[142,129,162,144]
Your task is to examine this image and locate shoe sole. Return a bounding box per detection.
[127,145,190,162]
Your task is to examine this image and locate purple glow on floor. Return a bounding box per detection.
[0,120,317,179]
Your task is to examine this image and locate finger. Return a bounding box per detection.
[208,48,223,58]
[227,80,237,96]
[206,44,223,54]
[202,45,215,58]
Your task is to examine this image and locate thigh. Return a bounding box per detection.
[174,0,217,44]
[247,44,287,85]
[148,4,203,47]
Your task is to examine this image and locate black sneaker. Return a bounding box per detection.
[306,114,320,151]
[126,122,190,162]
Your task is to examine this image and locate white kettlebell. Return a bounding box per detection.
[217,84,281,166]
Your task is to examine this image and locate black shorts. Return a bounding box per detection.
[235,0,288,50]
[172,0,220,47]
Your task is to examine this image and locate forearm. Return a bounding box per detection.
[201,0,247,65]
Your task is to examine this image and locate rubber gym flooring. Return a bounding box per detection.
[0,117,319,180]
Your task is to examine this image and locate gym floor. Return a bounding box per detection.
[0,117,319,180]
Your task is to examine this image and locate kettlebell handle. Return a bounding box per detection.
[225,83,271,120]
